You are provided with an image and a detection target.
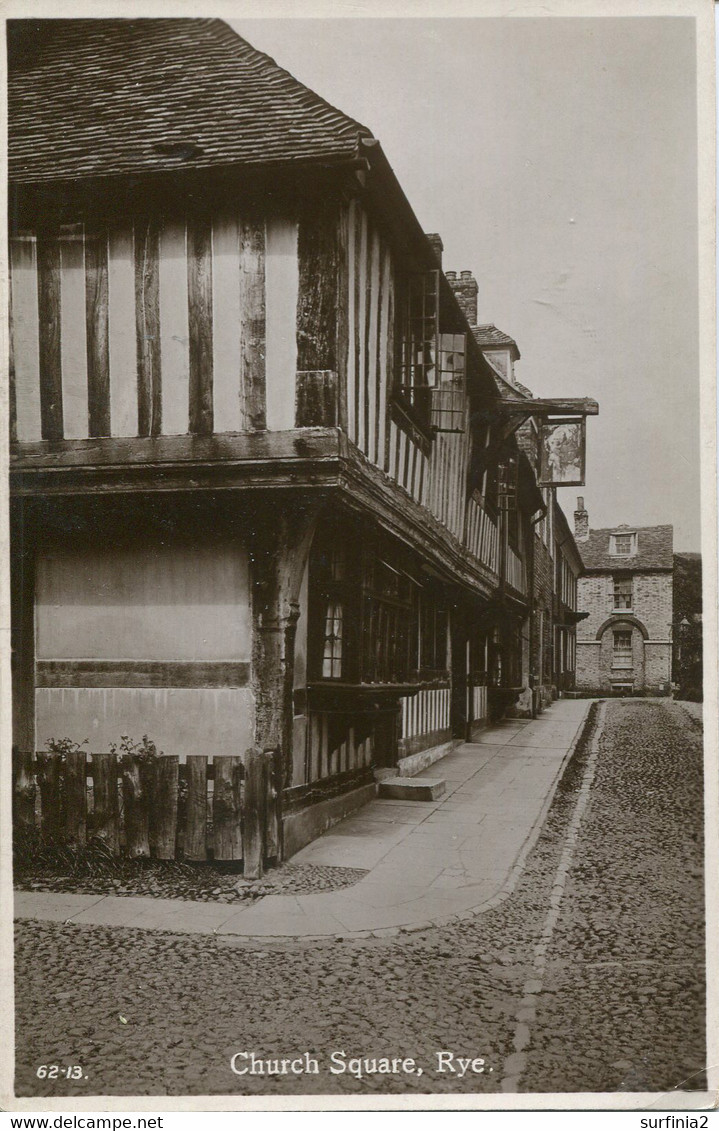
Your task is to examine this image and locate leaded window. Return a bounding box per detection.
[397,272,466,434]
[321,602,343,679]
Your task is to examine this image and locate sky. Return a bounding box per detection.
[234,16,701,551]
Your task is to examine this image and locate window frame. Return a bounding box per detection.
[612,574,633,610]
[612,628,634,669]
[395,269,440,438]
[308,536,359,683]
[395,270,468,439]
[610,532,637,557]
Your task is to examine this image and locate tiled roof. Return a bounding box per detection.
[472,324,521,359]
[8,18,372,184]
[485,355,535,402]
[486,359,521,399]
[579,525,674,571]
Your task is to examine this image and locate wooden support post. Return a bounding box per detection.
[91,752,120,854]
[336,201,350,434]
[242,747,264,880]
[121,755,152,858]
[64,750,87,849]
[213,755,243,862]
[295,370,338,427]
[37,753,63,843]
[185,755,208,861]
[149,755,178,859]
[239,215,266,431]
[249,502,323,865]
[450,603,470,740]
[85,227,111,437]
[134,217,161,437]
[296,200,339,377]
[11,533,35,829]
[187,215,214,436]
[12,748,36,834]
[37,233,64,441]
[263,749,280,863]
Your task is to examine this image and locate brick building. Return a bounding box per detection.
[574,501,673,696]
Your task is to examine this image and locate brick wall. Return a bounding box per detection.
[633,573,673,639]
[644,642,672,693]
[576,642,600,688]
[577,574,613,639]
[577,571,672,640]
[516,420,539,466]
[445,269,478,327]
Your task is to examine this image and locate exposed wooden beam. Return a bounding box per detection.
[85,227,111,437]
[134,217,161,437]
[493,397,599,417]
[37,233,63,440]
[187,215,214,436]
[35,660,251,689]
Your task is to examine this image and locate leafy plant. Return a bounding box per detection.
[43,737,88,758]
[110,734,162,760]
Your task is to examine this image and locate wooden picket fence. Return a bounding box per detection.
[11,747,280,878]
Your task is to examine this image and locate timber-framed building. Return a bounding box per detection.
[9,19,596,857]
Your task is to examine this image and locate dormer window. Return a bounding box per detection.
[611,532,636,556]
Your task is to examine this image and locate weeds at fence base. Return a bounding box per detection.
[13,825,250,900]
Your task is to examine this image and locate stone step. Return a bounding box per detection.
[378,777,446,801]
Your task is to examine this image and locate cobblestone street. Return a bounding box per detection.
[14,699,705,1100]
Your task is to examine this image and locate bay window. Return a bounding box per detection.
[396,270,466,435]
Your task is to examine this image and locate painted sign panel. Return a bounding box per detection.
[539,418,586,486]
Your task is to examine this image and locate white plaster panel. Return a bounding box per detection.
[36,687,254,761]
[36,541,250,662]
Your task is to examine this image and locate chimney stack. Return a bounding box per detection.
[425,233,443,268]
[574,496,589,543]
[446,269,478,328]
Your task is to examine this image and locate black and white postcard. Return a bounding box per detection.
[1,0,716,1115]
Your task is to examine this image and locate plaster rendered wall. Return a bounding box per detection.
[36,542,250,660]
[34,539,254,759]
[35,686,253,760]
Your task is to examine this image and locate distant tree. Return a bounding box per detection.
[673,553,702,701]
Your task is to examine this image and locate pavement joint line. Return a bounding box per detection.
[499,699,607,1094]
[62,893,111,925]
[445,699,597,924]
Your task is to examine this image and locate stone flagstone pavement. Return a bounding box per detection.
[14,699,592,940]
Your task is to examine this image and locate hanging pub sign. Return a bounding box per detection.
[538,417,586,486]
